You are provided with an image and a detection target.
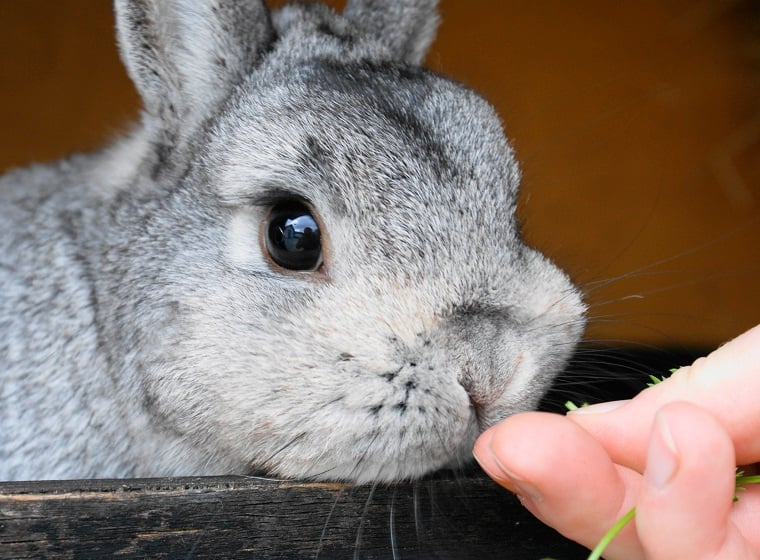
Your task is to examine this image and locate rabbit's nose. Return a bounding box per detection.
[443,304,519,417]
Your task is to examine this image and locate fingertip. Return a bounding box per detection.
[476,412,643,555]
[637,402,741,558]
[473,425,518,492]
[642,402,735,502]
[642,410,679,492]
[473,413,554,496]
[472,424,494,460]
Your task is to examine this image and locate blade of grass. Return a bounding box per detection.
[587,507,636,560]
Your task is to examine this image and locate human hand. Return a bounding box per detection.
[473,324,760,559]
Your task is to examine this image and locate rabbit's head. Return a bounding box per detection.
[108,0,585,482]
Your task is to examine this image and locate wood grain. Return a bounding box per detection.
[0,475,587,559]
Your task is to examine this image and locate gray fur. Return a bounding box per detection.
[0,0,585,482]
[342,0,440,65]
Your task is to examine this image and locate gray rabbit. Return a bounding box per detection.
[0,0,585,482]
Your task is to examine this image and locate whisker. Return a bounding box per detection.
[345,430,381,482]
[579,221,755,296]
[389,486,399,560]
[413,480,422,542]
[314,486,347,560]
[600,269,759,307]
[252,432,307,474]
[544,335,708,411]
[353,481,378,560]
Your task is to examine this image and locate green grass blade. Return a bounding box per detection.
[587,507,636,560]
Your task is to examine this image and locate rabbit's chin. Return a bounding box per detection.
[265,422,482,484]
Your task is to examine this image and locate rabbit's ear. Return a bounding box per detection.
[343,0,440,65]
[114,0,274,125]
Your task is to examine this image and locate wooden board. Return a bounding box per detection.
[0,474,587,559]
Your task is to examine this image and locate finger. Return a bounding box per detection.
[732,482,760,551]
[568,323,760,471]
[473,412,645,558]
[636,402,757,559]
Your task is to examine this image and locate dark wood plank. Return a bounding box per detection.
[0,474,587,559]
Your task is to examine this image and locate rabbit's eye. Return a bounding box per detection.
[264,201,323,272]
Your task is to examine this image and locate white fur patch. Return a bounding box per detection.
[226,206,268,271]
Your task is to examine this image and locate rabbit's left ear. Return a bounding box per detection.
[343,0,440,65]
[114,0,274,126]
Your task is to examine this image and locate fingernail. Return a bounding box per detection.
[492,453,543,502]
[473,429,502,481]
[473,446,542,502]
[568,399,630,415]
[473,447,507,483]
[645,411,679,491]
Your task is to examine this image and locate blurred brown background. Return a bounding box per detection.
[0,1,758,349]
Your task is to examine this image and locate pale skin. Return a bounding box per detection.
[474,323,760,559]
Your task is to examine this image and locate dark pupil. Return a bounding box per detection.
[266,202,322,271]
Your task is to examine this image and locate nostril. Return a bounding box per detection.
[458,363,474,395]
[458,363,491,405]
[459,361,514,431]
[467,391,486,429]
[459,367,491,430]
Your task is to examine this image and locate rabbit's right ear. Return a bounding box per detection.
[114,0,274,128]
[343,0,440,65]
